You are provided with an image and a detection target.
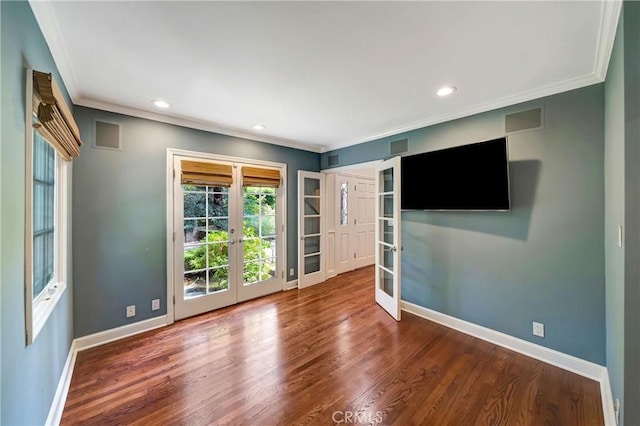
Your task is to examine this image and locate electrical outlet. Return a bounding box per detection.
[151,299,160,311]
[126,305,136,318]
[533,322,545,337]
[290,268,295,276]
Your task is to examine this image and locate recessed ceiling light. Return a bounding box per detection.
[152,99,170,108]
[253,124,265,131]
[436,86,457,97]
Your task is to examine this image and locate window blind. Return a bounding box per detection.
[241,166,281,187]
[32,70,83,161]
[181,160,233,187]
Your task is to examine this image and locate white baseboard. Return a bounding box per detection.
[401,300,614,423]
[46,315,170,425]
[75,315,169,351]
[600,368,617,426]
[284,280,298,291]
[45,340,77,426]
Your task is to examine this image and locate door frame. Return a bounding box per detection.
[166,148,288,324]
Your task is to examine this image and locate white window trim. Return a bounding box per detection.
[25,68,69,345]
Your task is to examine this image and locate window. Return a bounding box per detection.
[32,130,56,299]
[25,68,81,345]
[340,181,348,225]
[26,123,69,344]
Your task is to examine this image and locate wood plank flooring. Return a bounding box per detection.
[61,266,603,425]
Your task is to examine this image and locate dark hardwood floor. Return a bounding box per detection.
[61,266,603,425]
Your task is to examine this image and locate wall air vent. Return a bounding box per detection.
[505,107,543,134]
[390,138,409,155]
[328,154,339,167]
[94,120,121,150]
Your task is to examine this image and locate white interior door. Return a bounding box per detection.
[375,157,402,321]
[298,171,325,288]
[173,156,284,321]
[354,178,375,269]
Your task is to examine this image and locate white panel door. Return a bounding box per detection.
[375,157,401,321]
[354,178,375,269]
[298,171,325,288]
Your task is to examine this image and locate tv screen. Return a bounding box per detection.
[401,138,510,211]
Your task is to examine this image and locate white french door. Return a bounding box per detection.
[336,174,375,274]
[172,155,284,321]
[298,171,325,288]
[375,157,402,321]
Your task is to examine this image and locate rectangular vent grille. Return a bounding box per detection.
[328,154,339,167]
[505,108,542,133]
[94,120,121,150]
[390,138,408,155]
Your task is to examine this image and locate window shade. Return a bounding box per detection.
[32,70,83,161]
[181,160,233,187]
[242,166,281,187]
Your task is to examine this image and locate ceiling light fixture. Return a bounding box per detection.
[253,124,265,131]
[436,86,457,97]
[152,99,170,108]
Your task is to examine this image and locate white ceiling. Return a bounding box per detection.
[30,1,620,153]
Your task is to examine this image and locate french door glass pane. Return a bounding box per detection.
[305,255,321,274]
[243,187,277,286]
[380,219,394,244]
[380,244,394,270]
[304,177,320,196]
[382,195,394,218]
[304,236,320,255]
[380,168,393,193]
[304,217,320,234]
[183,184,230,299]
[304,197,320,215]
[379,267,393,297]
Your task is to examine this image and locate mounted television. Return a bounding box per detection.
[401,137,510,211]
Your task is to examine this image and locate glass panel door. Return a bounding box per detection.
[173,156,284,320]
[237,186,283,302]
[298,171,325,288]
[375,157,401,320]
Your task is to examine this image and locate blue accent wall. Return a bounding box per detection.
[604,11,626,424]
[322,85,606,364]
[1,2,74,424]
[72,107,319,337]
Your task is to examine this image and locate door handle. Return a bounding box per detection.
[391,246,397,252]
[229,239,235,245]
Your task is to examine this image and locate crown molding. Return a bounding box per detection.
[324,73,602,153]
[593,0,623,80]
[75,98,324,153]
[28,0,80,101]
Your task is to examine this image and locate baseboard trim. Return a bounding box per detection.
[75,315,169,351]
[600,368,616,426]
[45,340,77,426]
[401,300,614,424]
[284,279,298,291]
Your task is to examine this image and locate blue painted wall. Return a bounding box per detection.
[1,2,74,424]
[72,107,320,337]
[604,11,626,424]
[322,85,606,364]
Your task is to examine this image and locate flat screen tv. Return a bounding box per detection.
[401,137,510,211]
